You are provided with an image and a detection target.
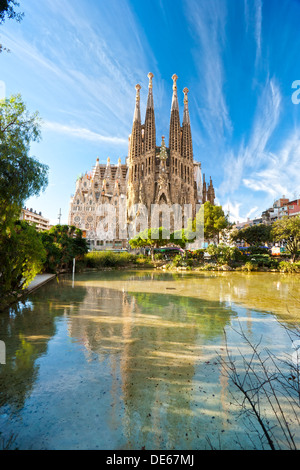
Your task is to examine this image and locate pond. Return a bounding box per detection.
[0,270,299,450]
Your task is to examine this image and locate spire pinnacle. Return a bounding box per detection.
[133,84,141,122]
[136,83,141,96]
[183,87,189,103]
[171,74,179,111]
[146,73,154,109]
[148,72,154,89]
[172,74,178,91]
[183,87,190,124]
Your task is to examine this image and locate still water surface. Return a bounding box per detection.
[0,271,299,450]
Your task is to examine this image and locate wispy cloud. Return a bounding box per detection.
[223,200,244,223]
[244,0,263,67]
[243,130,300,199]
[43,121,127,145]
[219,77,282,195]
[254,0,263,66]
[1,0,157,135]
[185,0,232,142]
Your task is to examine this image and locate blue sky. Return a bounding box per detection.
[1,0,300,224]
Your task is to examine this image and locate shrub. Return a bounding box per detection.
[246,245,271,255]
[85,251,136,268]
[172,254,183,267]
[249,254,278,268]
[242,261,257,272]
[278,261,299,273]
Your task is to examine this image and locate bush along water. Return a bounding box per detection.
[84,251,153,269]
[159,244,300,273]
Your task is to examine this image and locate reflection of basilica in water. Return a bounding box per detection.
[67,277,233,448]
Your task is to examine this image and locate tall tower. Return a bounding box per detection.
[169,74,181,153]
[182,87,193,160]
[143,73,157,208]
[181,87,195,209]
[144,72,156,152]
[207,177,215,205]
[128,84,142,209]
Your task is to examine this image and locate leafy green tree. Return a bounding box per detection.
[0,0,23,23]
[230,223,272,247]
[272,216,300,263]
[40,225,88,273]
[0,94,48,306]
[0,220,46,309]
[0,94,48,216]
[0,1,23,52]
[190,201,229,243]
[129,227,189,261]
[207,243,243,265]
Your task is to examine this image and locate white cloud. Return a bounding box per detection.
[246,206,259,219]
[185,0,232,142]
[219,77,282,196]
[223,200,245,223]
[242,130,300,199]
[244,0,263,67]
[43,121,127,145]
[0,0,157,135]
[254,0,263,66]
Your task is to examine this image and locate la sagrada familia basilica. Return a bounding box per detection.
[68,73,215,250]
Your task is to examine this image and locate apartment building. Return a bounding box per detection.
[20,208,51,231]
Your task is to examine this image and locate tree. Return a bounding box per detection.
[272,216,300,263]
[40,225,88,273]
[129,227,189,261]
[0,0,23,23]
[0,220,46,310]
[0,94,48,306]
[231,223,272,247]
[221,324,300,450]
[0,94,48,216]
[0,1,24,52]
[190,201,229,244]
[206,243,242,265]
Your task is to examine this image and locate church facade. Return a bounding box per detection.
[68,73,215,250]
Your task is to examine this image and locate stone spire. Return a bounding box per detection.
[133,83,141,123]
[202,173,207,203]
[181,87,193,159]
[144,72,156,152]
[169,74,181,152]
[171,74,179,111]
[115,157,123,182]
[207,176,215,204]
[104,157,112,180]
[130,84,142,160]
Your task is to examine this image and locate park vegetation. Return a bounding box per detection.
[127,204,300,272]
[0,94,89,310]
[0,94,48,309]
